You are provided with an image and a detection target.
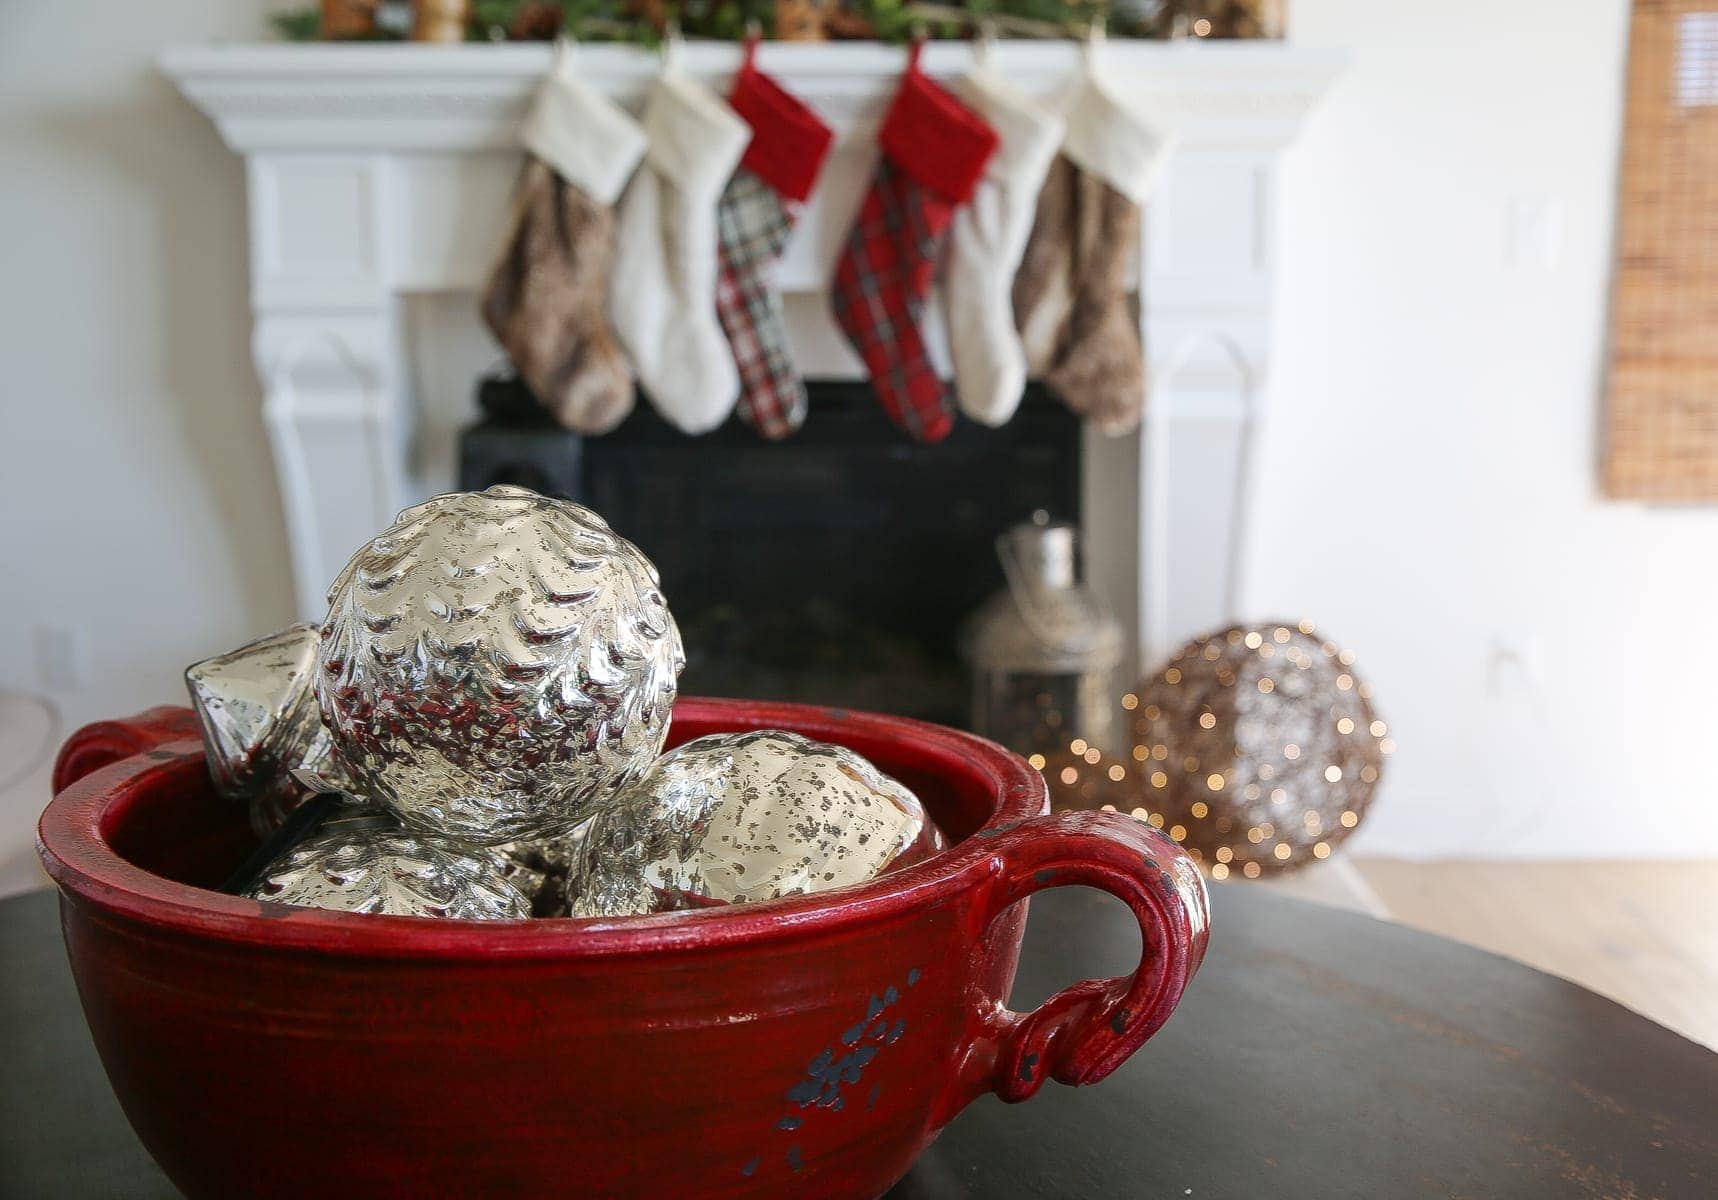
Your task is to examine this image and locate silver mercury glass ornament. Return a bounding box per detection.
[247,827,531,919]
[185,623,356,837]
[316,485,684,846]
[568,730,944,917]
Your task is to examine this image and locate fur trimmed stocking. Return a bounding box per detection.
[1013,61,1174,435]
[480,47,647,435]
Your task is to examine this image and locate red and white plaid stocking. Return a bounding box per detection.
[832,44,997,443]
[718,42,834,440]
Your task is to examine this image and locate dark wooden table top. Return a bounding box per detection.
[3,881,1715,1199]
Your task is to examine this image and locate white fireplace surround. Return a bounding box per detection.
[162,40,1343,670]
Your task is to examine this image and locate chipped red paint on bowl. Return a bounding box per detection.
[38,699,1209,1200]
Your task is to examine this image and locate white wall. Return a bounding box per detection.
[1,0,1711,886]
[0,0,295,892]
[1257,0,1718,858]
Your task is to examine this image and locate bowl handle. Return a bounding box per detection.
[974,809,1211,1103]
[53,706,201,795]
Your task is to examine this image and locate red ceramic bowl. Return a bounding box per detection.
[38,698,1209,1200]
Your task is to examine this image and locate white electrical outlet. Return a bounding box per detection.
[1504,196,1564,270]
[1486,631,1545,700]
[33,623,88,692]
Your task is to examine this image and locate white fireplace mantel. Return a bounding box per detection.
[162,40,1344,667]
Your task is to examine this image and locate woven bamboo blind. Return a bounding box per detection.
[1603,1,1718,501]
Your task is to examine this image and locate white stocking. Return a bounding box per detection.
[945,58,1064,427]
[609,67,752,434]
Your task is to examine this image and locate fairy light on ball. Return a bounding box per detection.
[1035,739,1140,812]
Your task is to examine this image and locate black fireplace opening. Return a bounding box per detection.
[461,378,1082,725]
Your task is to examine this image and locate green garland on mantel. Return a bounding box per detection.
[268,1,1257,46]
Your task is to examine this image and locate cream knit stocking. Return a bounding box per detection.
[609,66,752,434]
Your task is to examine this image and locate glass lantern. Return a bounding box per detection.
[959,514,1124,760]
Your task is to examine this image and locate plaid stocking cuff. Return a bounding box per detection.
[717,169,806,440]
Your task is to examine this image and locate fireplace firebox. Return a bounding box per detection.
[460,378,1082,724]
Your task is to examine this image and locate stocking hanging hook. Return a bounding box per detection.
[1081,14,1106,66]
[741,16,762,68]
[976,16,997,64]
[663,15,684,70]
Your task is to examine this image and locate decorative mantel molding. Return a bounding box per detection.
[162,40,1345,663]
[163,41,1344,149]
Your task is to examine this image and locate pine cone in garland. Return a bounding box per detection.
[775,0,830,40]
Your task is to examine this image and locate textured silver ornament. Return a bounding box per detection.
[185,624,354,837]
[316,485,685,846]
[247,827,532,919]
[568,730,942,917]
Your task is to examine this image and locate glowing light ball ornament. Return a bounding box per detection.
[316,485,684,846]
[1127,621,1390,878]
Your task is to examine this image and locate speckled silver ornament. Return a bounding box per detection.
[185,624,355,837]
[247,827,532,919]
[316,485,684,846]
[567,730,942,917]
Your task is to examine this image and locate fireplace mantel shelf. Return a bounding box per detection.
[163,41,1345,150]
[161,39,1345,662]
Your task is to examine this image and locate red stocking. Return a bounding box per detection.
[831,43,997,443]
